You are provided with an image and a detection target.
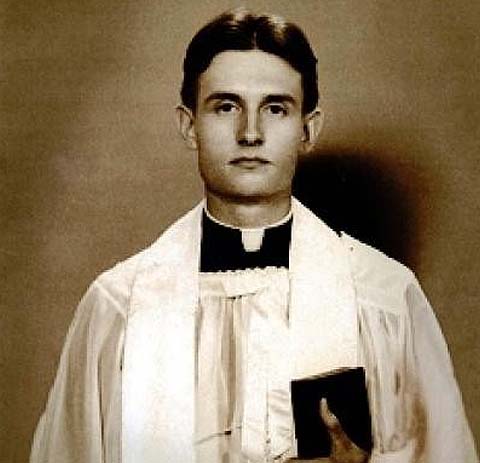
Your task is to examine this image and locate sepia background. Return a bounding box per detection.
[1,0,479,461]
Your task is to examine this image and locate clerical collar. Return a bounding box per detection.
[200,208,292,272]
[203,207,293,252]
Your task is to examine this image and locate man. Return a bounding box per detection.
[30,9,477,463]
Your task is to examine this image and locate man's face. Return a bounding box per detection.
[184,50,310,202]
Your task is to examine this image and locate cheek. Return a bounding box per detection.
[197,116,236,144]
[266,124,303,160]
[196,123,231,165]
[267,118,303,143]
[279,154,298,181]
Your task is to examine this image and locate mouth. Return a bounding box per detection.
[229,157,270,169]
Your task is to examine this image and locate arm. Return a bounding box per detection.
[341,233,478,463]
[30,281,125,463]
[287,280,478,463]
[406,280,478,463]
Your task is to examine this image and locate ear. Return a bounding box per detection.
[175,104,198,150]
[300,107,324,153]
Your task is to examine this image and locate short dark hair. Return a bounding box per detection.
[181,9,319,114]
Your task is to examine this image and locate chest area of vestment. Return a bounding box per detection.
[195,269,293,449]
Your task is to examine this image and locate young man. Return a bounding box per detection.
[30,9,477,463]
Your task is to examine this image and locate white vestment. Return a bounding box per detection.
[196,268,294,462]
[31,199,478,463]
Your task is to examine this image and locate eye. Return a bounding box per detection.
[264,103,288,116]
[214,101,239,114]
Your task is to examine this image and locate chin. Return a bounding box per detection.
[206,175,292,203]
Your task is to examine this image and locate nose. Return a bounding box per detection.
[237,108,264,147]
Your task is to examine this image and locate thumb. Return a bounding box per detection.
[320,398,343,438]
[320,398,369,463]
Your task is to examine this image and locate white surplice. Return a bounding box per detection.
[196,268,295,463]
[30,198,478,463]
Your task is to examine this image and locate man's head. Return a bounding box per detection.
[176,9,323,219]
[180,8,319,115]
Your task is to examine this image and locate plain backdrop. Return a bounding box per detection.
[1,1,479,461]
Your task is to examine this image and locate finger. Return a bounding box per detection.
[319,399,369,463]
[319,398,342,436]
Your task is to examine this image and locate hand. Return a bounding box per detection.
[287,398,369,463]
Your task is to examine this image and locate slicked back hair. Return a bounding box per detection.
[181,9,319,114]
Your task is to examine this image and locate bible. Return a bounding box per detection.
[291,367,373,459]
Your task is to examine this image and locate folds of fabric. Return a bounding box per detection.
[122,206,200,463]
[342,232,478,463]
[120,199,362,463]
[196,268,294,463]
[29,281,125,463]
[30,199,478,463]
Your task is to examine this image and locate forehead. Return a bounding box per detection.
[198,50,302,101]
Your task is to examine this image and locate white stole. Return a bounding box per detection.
[122,198,359,462]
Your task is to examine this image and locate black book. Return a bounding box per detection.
[291,367,373,459]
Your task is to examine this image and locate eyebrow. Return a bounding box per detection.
[262,94,297,106]
[203,92,242,105]
[203,92,298,107]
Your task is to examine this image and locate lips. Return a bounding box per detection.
[230,157,270,168]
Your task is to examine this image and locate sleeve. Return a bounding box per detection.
[406,279,478,463]
[30,280,126,463]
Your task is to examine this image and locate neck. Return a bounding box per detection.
[205,192,292,228]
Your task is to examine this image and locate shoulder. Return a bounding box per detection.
[340,233,419,313]
[66,250,148,334]
[341,233,414,286]
[84,200,204,318]
[90,249,148,318]
[58,252,148,355]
